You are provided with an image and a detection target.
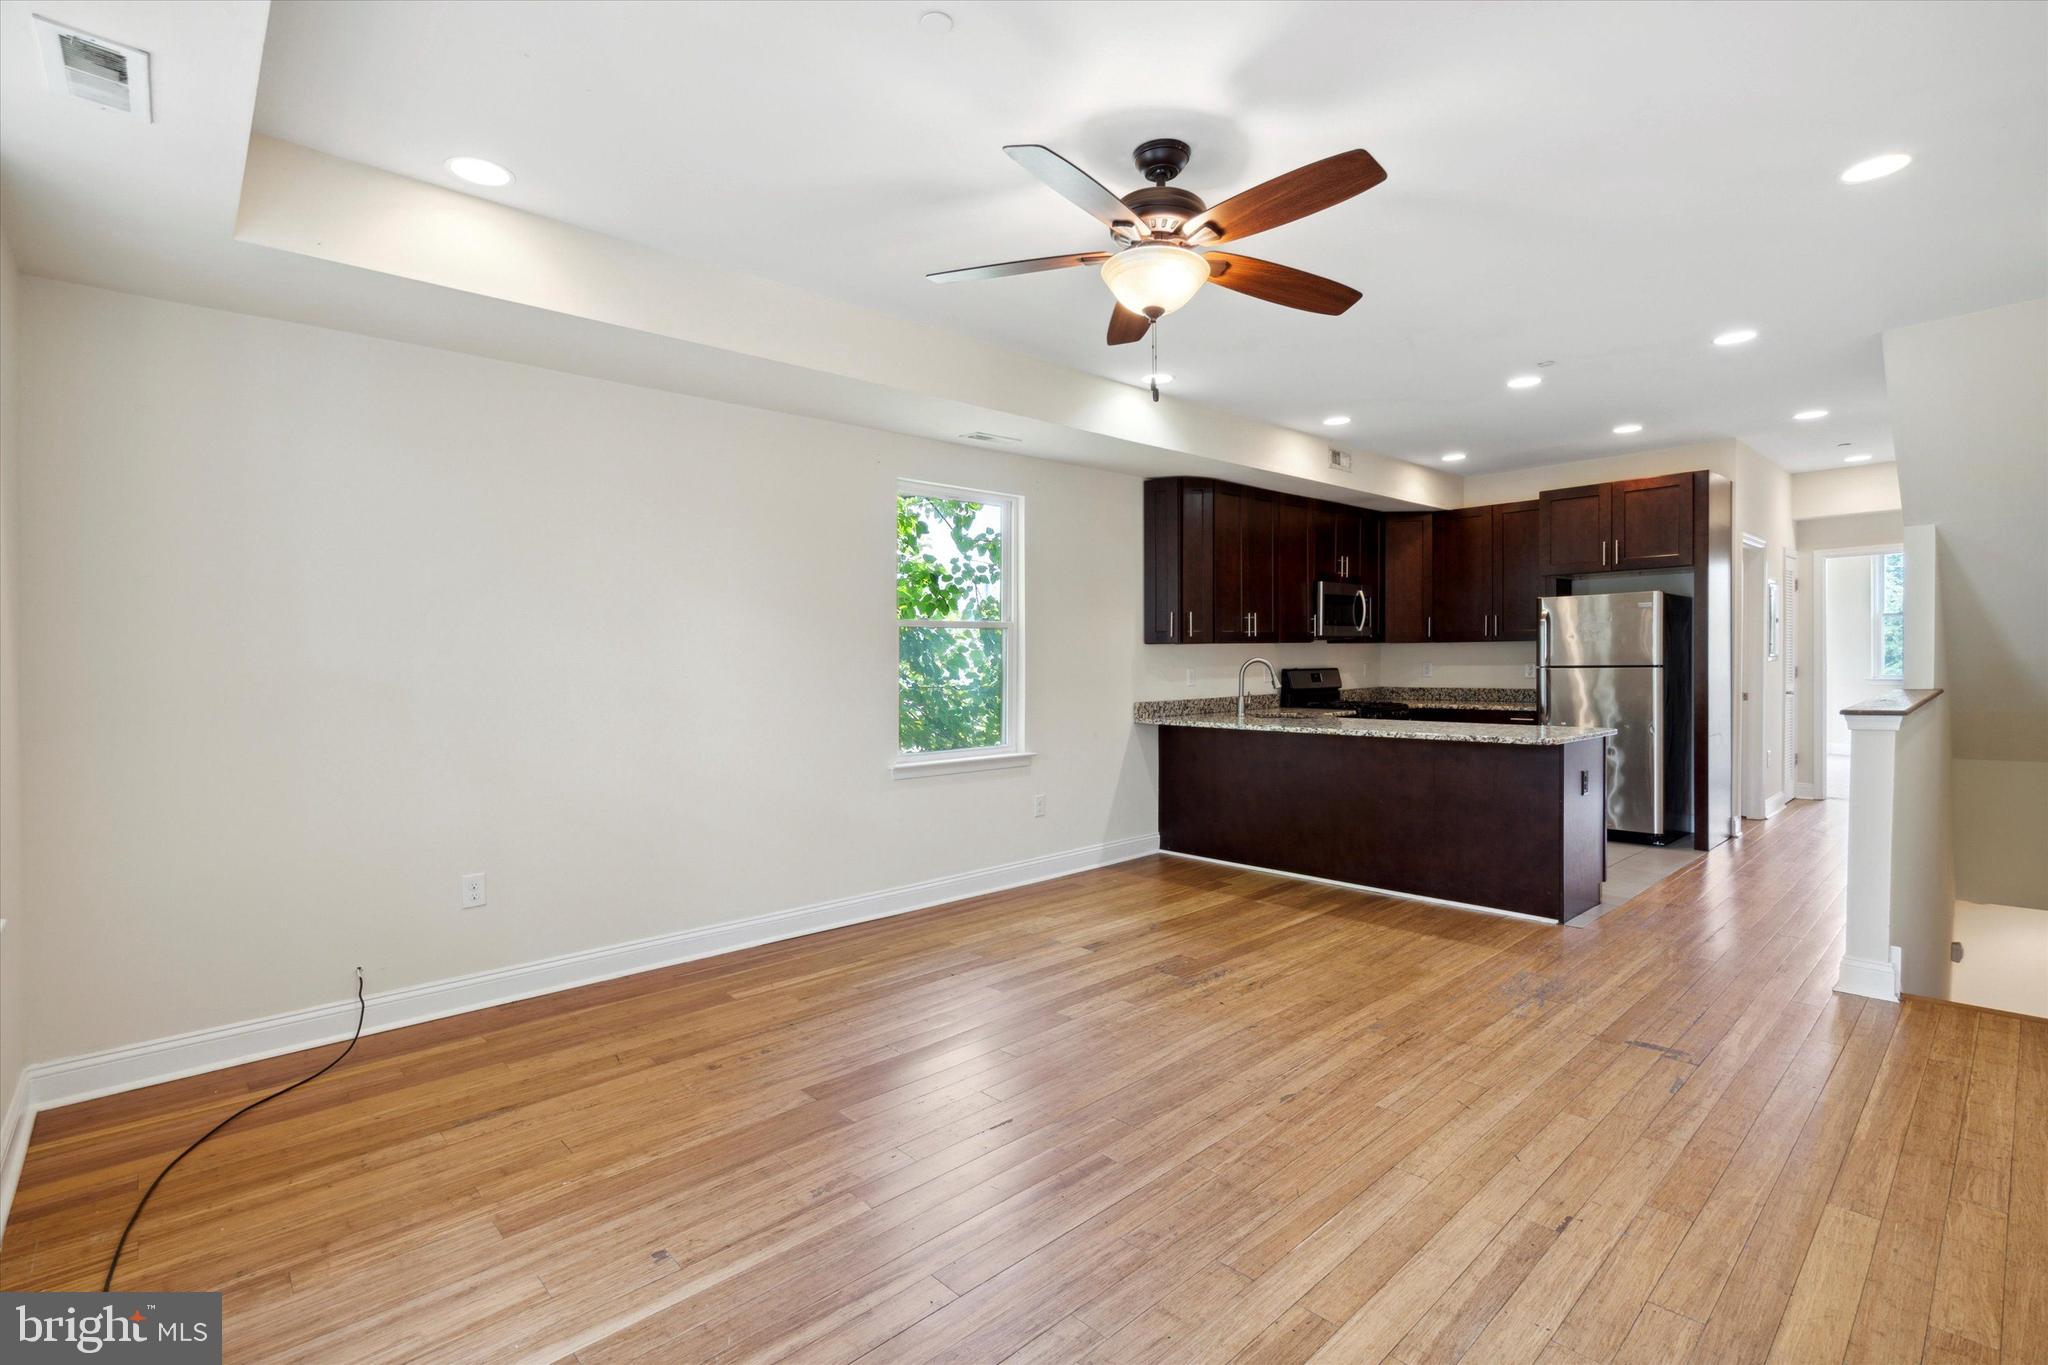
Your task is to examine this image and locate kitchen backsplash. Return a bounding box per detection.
[1132,640,1540,702]
[1134,684,1539,723]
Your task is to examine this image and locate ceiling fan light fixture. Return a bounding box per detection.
[1100,244,1209,319]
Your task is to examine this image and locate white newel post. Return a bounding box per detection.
[1840,712,1904,1000]
[1836,688,1950,1003]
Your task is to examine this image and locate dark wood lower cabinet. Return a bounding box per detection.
[1159,727,1609,921]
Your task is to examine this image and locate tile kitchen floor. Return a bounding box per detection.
[1566,837,1707,926]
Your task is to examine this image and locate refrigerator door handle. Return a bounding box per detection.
[1537,609,1551,720]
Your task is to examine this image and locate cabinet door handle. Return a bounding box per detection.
[1601,538,1607,567]
[1187,610,1195,638]
[1427,616,1433,639]
[1169,610,1177,640]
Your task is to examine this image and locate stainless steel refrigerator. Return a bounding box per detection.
[1539,590,1693,842]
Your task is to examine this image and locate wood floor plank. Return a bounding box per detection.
[0,800,2030,1365]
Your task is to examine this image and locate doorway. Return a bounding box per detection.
[1814,544,1907,801]
[1739,538,1785,820]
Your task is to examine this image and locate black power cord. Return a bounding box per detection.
[102,969,368,1291]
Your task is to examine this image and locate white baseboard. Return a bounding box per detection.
[1794,782,1823,801]
[1836,951,1901,1002]
[0,832,1159,1245]
[1765,792,1789,818]
[0,1078,31,1251]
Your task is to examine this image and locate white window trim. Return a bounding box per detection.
[1871,550,1905,682]
[892,479,1028,777]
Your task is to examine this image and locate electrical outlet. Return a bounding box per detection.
[1185,668,1196,689]
[461,873,487,909]
[1423,662,1434,678]
[1032,794,1047,819]
[1525,664,1537,679]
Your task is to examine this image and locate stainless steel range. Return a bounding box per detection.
[1273,667,1356,718]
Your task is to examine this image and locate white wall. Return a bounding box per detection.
[1884,298,2048,911]
[1825,555,1880,755]
[1790,464,1902,522]
[1951,901,2048,1018]
[15,280,1161,1064]
[0,233,24,1126]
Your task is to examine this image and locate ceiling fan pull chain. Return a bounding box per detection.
[1150,325,1161,403]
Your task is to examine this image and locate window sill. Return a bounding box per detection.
[892,750,1036,780]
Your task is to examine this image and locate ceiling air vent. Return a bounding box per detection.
[33,15,152,121]
[957,431,1021,444]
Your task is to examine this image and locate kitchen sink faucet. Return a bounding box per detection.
[1238,657,1279,725]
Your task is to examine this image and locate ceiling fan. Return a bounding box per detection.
[928,138,1386,368]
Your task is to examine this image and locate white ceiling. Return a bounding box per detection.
[250,0,2046,474]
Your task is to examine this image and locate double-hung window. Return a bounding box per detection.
[1872,550,1906,680]
[894,481,1025,774]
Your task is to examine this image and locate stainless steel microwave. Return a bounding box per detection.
[1314,580,1372,639]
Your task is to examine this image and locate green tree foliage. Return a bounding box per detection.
[897,495,1005,752]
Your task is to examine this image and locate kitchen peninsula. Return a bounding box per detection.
[1140,697,1615,922]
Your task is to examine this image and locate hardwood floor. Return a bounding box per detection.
[2,798,2040,1363]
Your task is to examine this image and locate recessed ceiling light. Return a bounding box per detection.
[918,10,955,33]
[1322,415,1351,426]
[1840,153,1911,184]
[1712,328,1758,347]
[1843,453,1875,463]
[1612,423,1643,435]
[1506,375,1542,390]
[1143,373,1173,386]
[1794,409,1829,421]
[1440,451,1468,463]
[445,156,513,187]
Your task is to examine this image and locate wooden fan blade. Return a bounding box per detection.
[1204,253,1362,315]
[1184,149,1387,245]
[1005,145,1144,236]
[1107,304,1151,345]
[927,252,1110,283]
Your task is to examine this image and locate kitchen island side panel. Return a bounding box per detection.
[1158,726,1606,920]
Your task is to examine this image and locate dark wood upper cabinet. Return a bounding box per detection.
[1381,513,1432,642]
[1430,506,1496,642]
[1142,478,1213,643]
[1495,500,1545,640]
[1213,485,1279,642]
[1314,503,1369,583]
[1354,512,1383,640]
[1612,473,1695,570]
[1539,474,1696,575]
[1274,496,1316,642]
[1538,483,1612,574]
[1145,473,1701,648]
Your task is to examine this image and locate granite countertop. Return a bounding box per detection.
[1139,712,1615,747]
